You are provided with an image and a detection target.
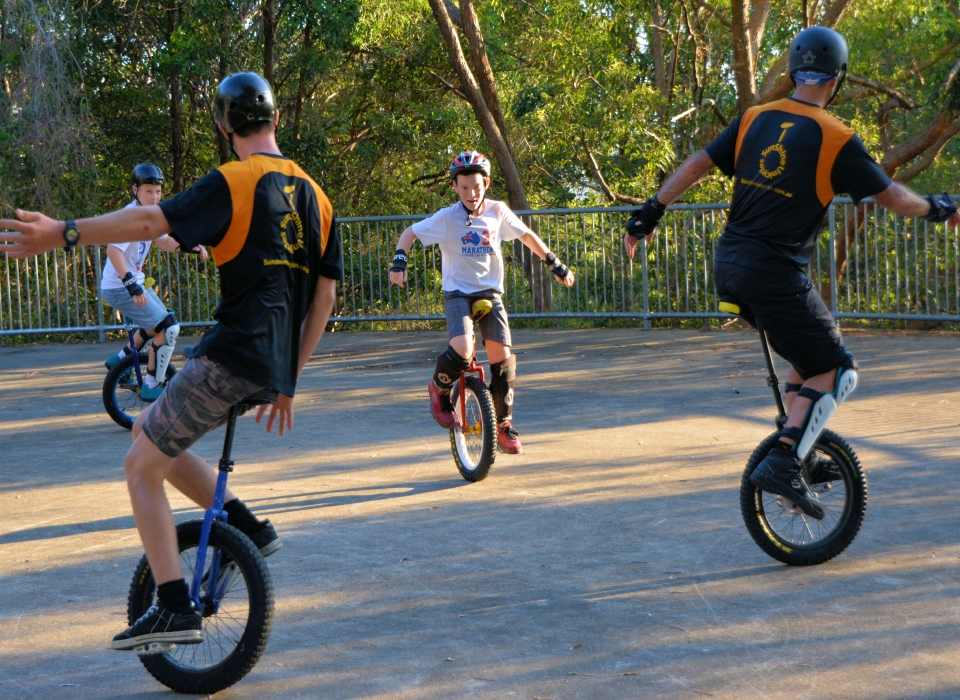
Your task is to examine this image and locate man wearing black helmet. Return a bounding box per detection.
[100,163,207,402]
[0,71,341,649]
[623,27,960,519]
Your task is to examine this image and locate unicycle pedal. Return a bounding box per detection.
[134,641,177,656]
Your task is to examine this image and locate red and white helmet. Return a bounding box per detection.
[449,150,491,180]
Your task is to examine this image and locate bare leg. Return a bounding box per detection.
[132,415,237,510]
[449,333,475,360]
[124,429,182,585]
[780,368,837,445]
[484,339,511,364]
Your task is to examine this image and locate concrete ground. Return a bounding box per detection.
[1,328,959,699]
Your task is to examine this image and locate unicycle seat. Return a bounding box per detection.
[239,389,278,408]
[719,295,755,325]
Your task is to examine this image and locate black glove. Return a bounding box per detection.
[177,245,202,255]
[390,249,408,273]
[923,192,957,223]
[122,272,144,298]
[625,195,667,240]
[545,252,570,280]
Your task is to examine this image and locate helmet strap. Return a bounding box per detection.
[133,185,143,206]
[461,197,485,225]
[825,67,847,108]
[227,131,238,158]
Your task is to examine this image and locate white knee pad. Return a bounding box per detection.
[796,368,857,459]
[153,322,179,380]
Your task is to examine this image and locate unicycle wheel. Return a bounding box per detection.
[126,519,274,694]
[103,352,176,429]
[449,374,497,482]
[740,429,867,566]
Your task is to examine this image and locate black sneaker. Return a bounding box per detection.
[750,447,826,520]
[248,519,283,558]
[111,602,202,650]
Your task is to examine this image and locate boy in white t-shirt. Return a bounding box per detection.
[389,151,575,453]
[101,163,206,401]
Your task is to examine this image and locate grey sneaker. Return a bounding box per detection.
[248,519,283,558]
[750,447,826,520]
[111,602,202,650]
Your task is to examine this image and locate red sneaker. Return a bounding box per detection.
[497,421,523,454]
[428,382,456,430]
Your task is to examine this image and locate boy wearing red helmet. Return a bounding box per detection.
[389,150,575,454]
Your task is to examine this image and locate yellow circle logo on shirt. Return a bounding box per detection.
[280,212,304,253]
[759,143,787,179]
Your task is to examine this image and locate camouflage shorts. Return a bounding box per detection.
[141,355,277,458]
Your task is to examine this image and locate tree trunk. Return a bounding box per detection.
[294,9,313,139]
[730,0,757,111]
[428,0,553,311]
[262,0,276,85]
[216,16,231,164]
[166,5,185,192]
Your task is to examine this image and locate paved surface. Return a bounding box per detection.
[1,328,960,699]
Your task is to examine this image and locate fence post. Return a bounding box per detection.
[641,238,650,330]
[828,202,838,318]
[94,245,105,342]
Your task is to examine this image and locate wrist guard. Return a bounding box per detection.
[625,195,667,240]
[923,192,957,223]
[122,272,144,298]
[391,249,408,273]
[545,252,569,280]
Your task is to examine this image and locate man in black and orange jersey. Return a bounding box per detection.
[0,72,341,648]
[623,27,960,519]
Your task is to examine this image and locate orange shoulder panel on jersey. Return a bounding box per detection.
[213,155,333,266]
[733,100,791,167]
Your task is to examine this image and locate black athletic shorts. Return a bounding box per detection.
[714,260,850,380]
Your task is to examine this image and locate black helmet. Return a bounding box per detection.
[131,163,163,187]
[213,72,277,134]
[789,26,848,81]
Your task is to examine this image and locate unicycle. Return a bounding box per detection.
[448,298,498,482]
[719,296,868,566]
[124,391,276,693]
[102,324,177,429]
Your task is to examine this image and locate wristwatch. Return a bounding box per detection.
[62,220,80,250]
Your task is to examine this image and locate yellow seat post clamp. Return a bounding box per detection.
[470,298,493,322]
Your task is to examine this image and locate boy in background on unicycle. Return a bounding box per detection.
[101,163,207,401]
[389,151,575,454]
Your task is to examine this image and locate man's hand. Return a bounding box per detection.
[0,210,65,258]
[556,270,575,287]
[389,249,408,288]
[623,231,655,261]
[255,393,294,436]
[545,252,575,288]
[195,245,208,259]
[133,293,147,308]
[389,270,407,288]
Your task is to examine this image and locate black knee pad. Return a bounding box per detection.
[433,345,470,391]
[153,313,177,333]
[490,355,516,423]
[841,351,857,371]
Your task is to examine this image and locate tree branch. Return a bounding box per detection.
[895,118,960,183]
[427,69,468,100]
[579,135,615,202]
[847,75,917,109]
[881,107,957,175]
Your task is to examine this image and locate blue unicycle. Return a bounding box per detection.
[102,318,177,429]
[124,391,276,693]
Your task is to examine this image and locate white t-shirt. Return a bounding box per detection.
[101,200,168,290]
[411,199,529,294]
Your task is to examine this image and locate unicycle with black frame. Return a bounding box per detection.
[123,390,276,694]
[719,296,868,566]
[448,298,498,482]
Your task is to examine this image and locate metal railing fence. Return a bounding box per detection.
[3,199,959,338]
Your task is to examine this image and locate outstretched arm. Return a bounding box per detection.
[519,230,575,287]
[874,183,960,227]
[624,150,716,260]
[256,275,338,435]
[0,206,172,258]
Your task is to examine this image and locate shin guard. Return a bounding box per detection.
[489,355,517,424]
[795,368,858,459]
[433,346,470,394]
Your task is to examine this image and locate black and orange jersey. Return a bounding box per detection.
[160,153,342,396]
[705,97,891,269]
